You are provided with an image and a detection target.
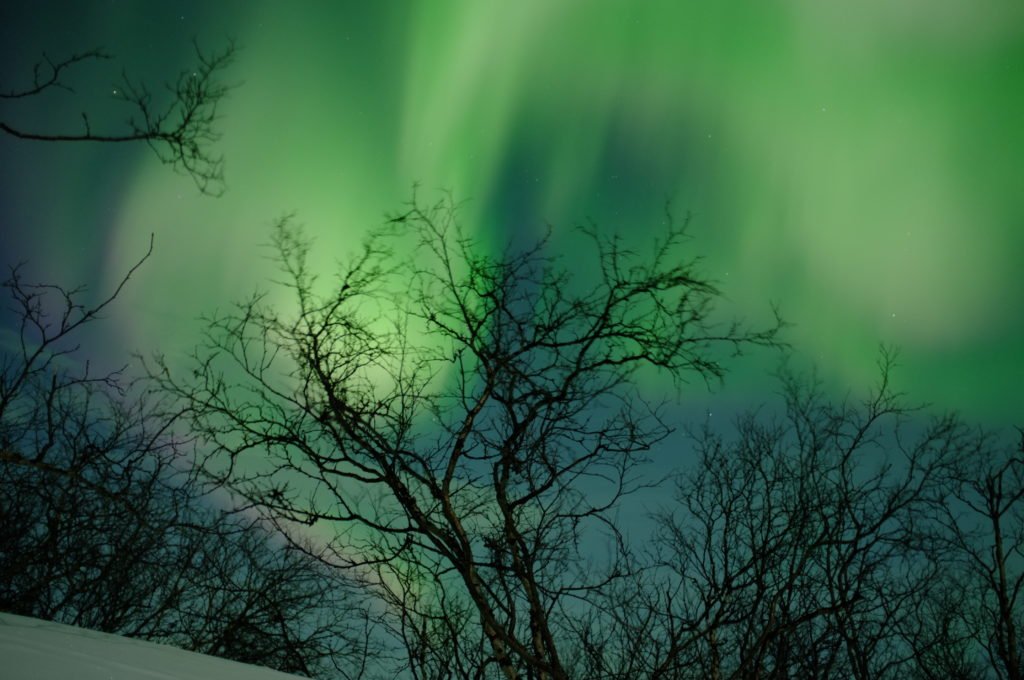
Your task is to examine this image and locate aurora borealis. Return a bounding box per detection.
[1,1,1022,426]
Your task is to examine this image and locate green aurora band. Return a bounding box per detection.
[2,1,1021,424]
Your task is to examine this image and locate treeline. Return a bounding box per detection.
[1,202,1021,680]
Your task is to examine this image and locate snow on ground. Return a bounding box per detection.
[0,611,305,680]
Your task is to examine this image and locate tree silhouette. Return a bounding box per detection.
[0,245,376,678]
[150,193,782,679]
[0,40,236,195]
[931,429,1024,680]
[639,353,972,679]
[556,352,1022,680]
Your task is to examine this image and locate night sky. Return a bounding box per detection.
[1,0,1022,431]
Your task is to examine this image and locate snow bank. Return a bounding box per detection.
[0,611,305,679]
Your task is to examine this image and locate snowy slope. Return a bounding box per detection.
[0,611,305,680]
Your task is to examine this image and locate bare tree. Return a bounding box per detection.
[0,248,375,679]
[162,518,379,680]
[0,236,163,514]
[0,40,236,195]
[636,352,976,679]
[0,240,192,626]
[931,429,1024,680]
[149,193,782,679]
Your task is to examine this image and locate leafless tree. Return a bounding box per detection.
[0,40,236,195]
[929,429,1024,680]
[631,352,979,679]
[149,193,782,679]
[0,247,376,678]
[163,519,379,680]
[0,236,164,522]
[0,239,190,626]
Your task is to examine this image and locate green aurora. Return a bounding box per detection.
[1,0,1022,425]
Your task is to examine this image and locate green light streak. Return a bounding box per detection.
[93,0,1023,422]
